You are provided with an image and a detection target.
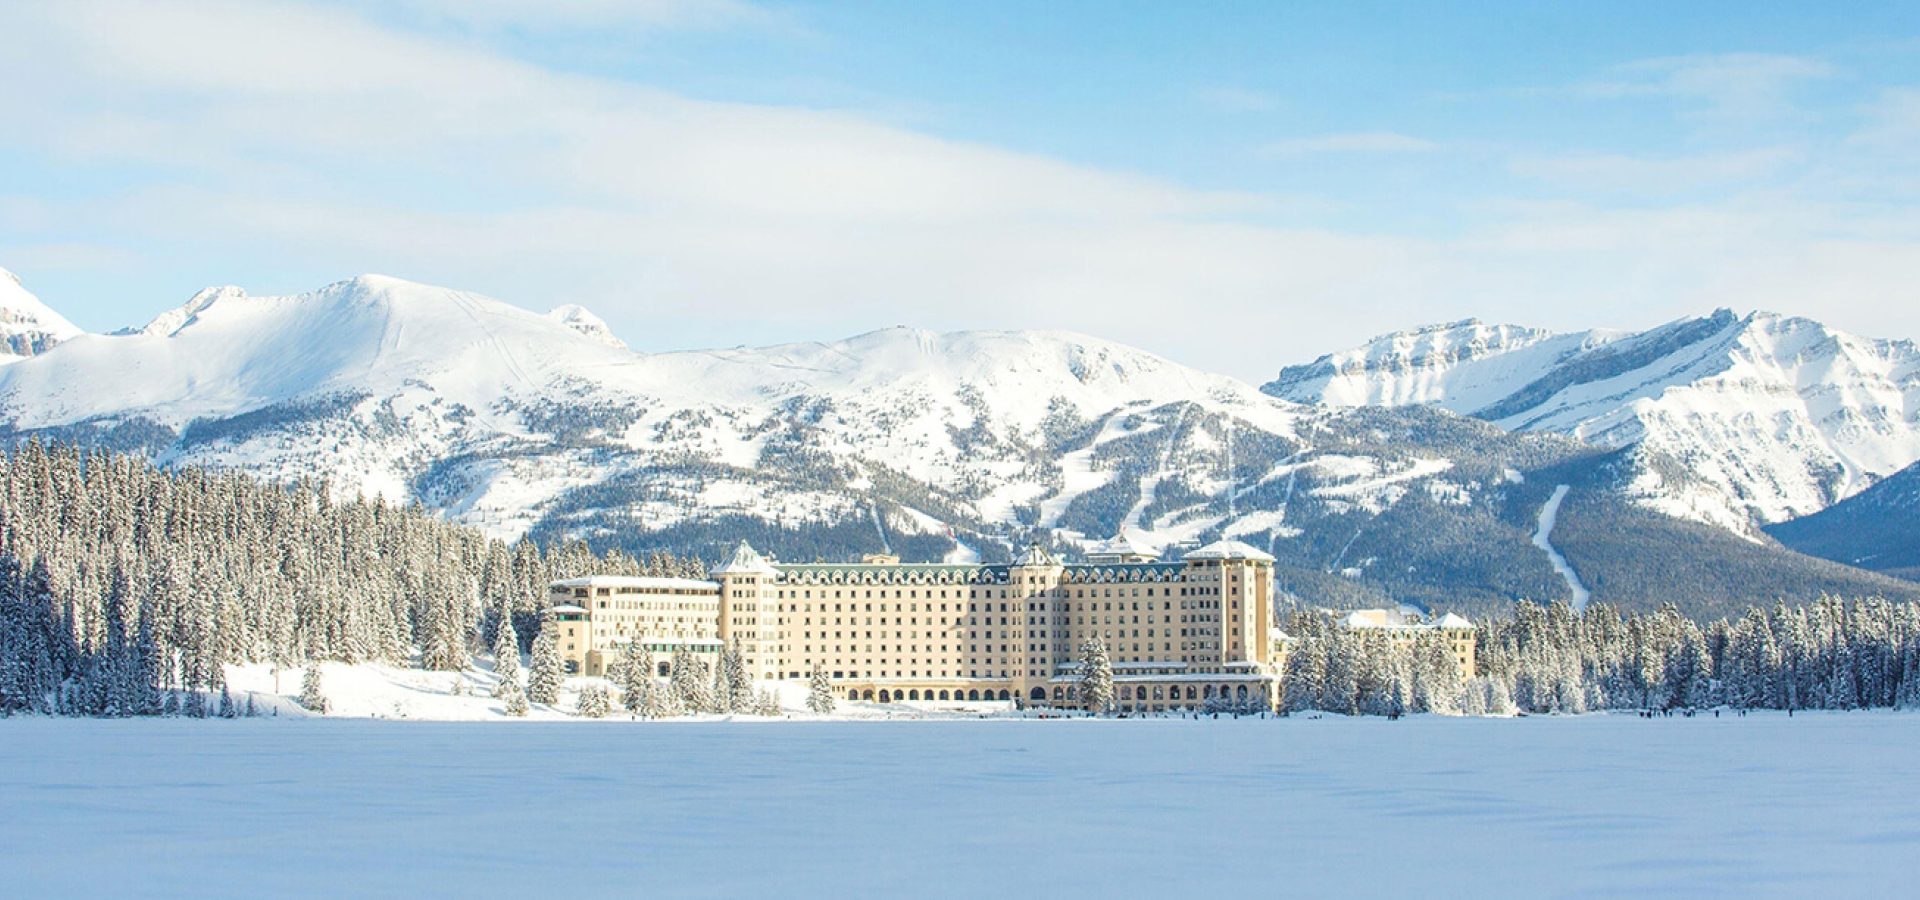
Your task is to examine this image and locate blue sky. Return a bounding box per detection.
[3,0,1918,377]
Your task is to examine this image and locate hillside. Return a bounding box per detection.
[1769,460,1920,582]
[1266,311,1920,533]
[4,273,1916,619]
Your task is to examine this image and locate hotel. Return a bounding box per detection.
[550,534,1286,712]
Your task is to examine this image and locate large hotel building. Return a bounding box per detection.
[550,535,1290,713]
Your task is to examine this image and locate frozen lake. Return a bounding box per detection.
[4,713,1917,897]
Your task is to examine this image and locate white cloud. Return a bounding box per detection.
[0,1,1916,384]
[1574,53,1835,121]
[1508,146,1804,193]
[1260,132,1439,155]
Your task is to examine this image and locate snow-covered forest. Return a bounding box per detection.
[6,440,1920,720]
[0,442,701,716]
[1280,597,1920,717]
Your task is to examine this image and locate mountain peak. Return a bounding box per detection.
[140,285,246,337]
[0,266,83,362]
[547,304,626,349]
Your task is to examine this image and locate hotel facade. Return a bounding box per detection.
[550,536,1288,713]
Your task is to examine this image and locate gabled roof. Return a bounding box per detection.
[1014,542,1060,567]
[711,541,780,576]
[1087,527,1157,559]
[1181,539,1276,562]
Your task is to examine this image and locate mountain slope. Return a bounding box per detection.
[1265,311,1920,532]
[4,273,1917,620]
[1768,460,1920,582]
[0,268,81,364]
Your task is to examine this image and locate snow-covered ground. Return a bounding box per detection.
[5,713,1917,897]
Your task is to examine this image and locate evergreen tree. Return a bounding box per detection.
[721,640,753,712]
[491,613,522,699]
[298,665,329,714]
[1076,635,1114,714]
[501,678,529,717]
[576,684,611,718]
[806,663,836,715]
[526,617,564,706]
[620,641,652,715]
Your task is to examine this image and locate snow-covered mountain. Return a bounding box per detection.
[4,273,1916,618]
[0,268,81,364]
[1769,460,1920,581]
[1266,311,1920,532]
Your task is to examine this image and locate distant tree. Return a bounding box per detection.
[527,617,564,706]
[576,684,611,718]
[491,613,522,699]
[1076,635,1113,714]
[501,679,529,717]
[298,665,329,714]
[754,688,781,717]
[620,641,652,715]
[807,663,836,715]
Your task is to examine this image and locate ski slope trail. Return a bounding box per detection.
[1534,484,1592,610]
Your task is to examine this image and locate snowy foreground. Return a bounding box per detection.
[5,714,1919,897]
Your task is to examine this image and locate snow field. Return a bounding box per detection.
[3,713,1918,897]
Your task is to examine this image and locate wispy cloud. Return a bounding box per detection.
[1572,53,1835,121]
[1260,132,1439,155]
[1509,146,1804,193]
[357,0,786,34]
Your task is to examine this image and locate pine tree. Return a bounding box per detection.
[720,640,753,712]
[1076,635,1114,715]
[754,688,781,717]
[806,663,836,715]
[668,645,703,713]
[298,664,329,714]
[501,678,529,717]
[620,641,652,714]
[491,613,522,699]
[527,617,564,706]
[576,684,611,718]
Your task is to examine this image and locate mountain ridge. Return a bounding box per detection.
[4,271,1917,621]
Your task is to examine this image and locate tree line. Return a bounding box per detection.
[0,441,703,716]
[1279,597,1920,717]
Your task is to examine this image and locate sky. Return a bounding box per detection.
[2,0,1918,380]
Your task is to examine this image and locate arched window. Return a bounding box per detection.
[879,690,892,703]
[908,690,921,701]
[997,690,1011,701]
[1236,685,1248,700]
[1029,686,1045,701]
[938,690,951,701]
[968,690,980,701]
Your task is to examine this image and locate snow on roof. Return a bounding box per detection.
[549,575,720,591]
[549,604,589,614]
[711,541,780,576]
[1087,528,1157,559]
[1015,542,1060,567]
[1181,539,1276,562]
[1340,608,1476,631]
[1434,612,1474,629]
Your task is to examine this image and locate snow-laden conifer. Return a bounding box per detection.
[576,684,611,718]
[298,665,329,714]
[1076,635,1113,715]
[527,617,564,706]
[806,663,836,715]
[491,614,522,699]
